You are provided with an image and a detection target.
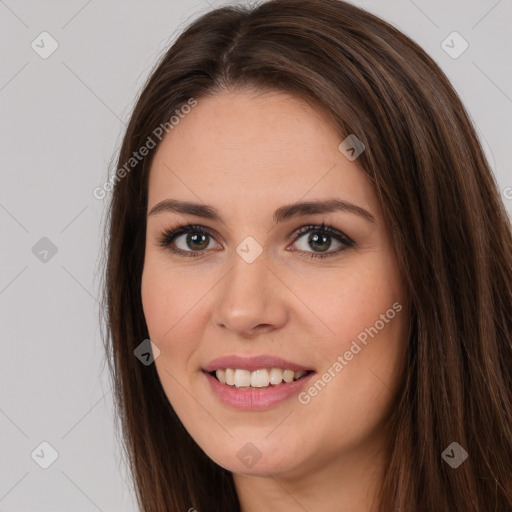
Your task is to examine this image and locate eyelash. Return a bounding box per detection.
[156,222,355,260]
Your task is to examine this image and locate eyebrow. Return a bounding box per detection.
[148,198,375,224]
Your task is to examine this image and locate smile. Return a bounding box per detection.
[202,368,316,411]
[202,355,316,410]
[212,368,311,388]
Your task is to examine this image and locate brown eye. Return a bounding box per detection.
[158,224,220,258]
[291,224,354,259]
[182,231,210,251]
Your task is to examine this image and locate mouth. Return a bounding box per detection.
[203,369,315,410]
[207,368,314,389]
[202,354,316,409]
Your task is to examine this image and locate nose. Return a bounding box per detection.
[211,250,288,340]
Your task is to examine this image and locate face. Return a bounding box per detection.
[141,89,409,479]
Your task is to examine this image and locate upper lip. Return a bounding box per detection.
[203,355,314,373]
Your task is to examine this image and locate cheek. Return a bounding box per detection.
[141,254,222,395]
[141,264,198,411]
[300,314,407,460]
[301,252,407,430]
[302,256,403,345]
[141,259,199,366]
[142,253,202,339]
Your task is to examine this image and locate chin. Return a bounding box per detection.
[199,434,306,476]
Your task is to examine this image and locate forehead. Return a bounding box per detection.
[147,90,377,219]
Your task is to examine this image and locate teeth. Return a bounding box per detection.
[216,368,226,384]
[269,368,284,385]
[251,369,270,387]
[234,369,251,388]
[225,368,235,386]
[214,368,309,388]
[282,369,294,383]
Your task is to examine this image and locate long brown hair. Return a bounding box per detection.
[100,0,512,510]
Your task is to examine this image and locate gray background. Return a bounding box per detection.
[0,0,510,511]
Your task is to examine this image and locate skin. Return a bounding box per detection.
[141,88,409,512]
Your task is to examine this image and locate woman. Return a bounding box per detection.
[101,0,512,510]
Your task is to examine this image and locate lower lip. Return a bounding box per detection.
[203,371,315,410]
